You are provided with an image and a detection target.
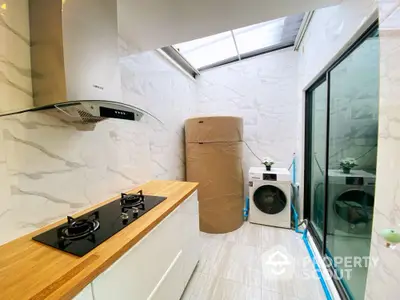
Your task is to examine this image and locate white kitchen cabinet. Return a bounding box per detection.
[91,191,200,300]
[73,284,94,300]
[148,250,184,300]
[179,191,201,287]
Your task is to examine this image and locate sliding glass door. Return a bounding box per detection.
[306,79,327,245]
[326,26,379,300]
[304,24,379,300]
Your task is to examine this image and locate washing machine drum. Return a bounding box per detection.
[253,185,287,215]
[334,190,374,224]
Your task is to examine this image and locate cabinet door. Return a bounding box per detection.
[148,250,184,300]
[179,191,201,287]
[73,284,93,300]
[92,206,182,300]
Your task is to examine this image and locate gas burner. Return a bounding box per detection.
[58,212,100,240]
[120,190,145,209]
[33,191,167,256]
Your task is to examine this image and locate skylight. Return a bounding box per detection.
[173,13,304,71]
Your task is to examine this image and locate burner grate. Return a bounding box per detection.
[120,190,145,209]
[57,212,100,241]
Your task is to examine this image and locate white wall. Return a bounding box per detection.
[195,48,299,190]
[296,0,378,216]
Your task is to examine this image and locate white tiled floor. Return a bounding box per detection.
[181,222,326,300]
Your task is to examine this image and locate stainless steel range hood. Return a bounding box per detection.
[1,0,156,128]
[0,100,159,131]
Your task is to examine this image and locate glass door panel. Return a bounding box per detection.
[308,81,328,244]
[326,27,379,300]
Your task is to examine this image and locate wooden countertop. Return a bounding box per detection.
[0,180,198,300]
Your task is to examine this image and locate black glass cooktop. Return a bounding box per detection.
[32,191,167,256]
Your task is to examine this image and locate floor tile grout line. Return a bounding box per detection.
[195,223,324,300]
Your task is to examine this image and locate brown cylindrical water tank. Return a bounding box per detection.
[185,116,244,233]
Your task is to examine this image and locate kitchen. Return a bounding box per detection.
[0,0,400,299]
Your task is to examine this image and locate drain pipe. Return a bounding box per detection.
[292,153,296,184]
[290,155,333,300]
[291,203,304,234]
[291,154,303,234]
[243,197,249,221]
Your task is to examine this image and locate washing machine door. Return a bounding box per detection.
[253,185,287,215]
[334,189,374,224]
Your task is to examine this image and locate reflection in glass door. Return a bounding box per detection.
[304,23,379,300]
[326,27,379,300]
[307,80,327,244]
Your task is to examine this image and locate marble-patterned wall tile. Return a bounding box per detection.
[0,0,33,113]
[0,111,153,243]
[0,129,11,227]
[365,3,400,299]
[120,50,197,182]
[0,47,197,245]
[194,48,299,195]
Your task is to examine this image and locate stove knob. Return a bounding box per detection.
[132,207,139,218]
[121,212,129,221]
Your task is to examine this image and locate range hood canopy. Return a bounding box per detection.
[0,100,149,122]
[0,0,159,127]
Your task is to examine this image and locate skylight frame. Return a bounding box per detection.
[170,13,304,73]
[196,40,295,71]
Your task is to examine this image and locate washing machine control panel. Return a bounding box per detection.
[328,170,375,186]
[263,173,277,181]
[249,167,291,182]
[346,177,364,185]
[249,173,277,181]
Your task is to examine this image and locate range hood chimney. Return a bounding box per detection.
[27,0,148,126]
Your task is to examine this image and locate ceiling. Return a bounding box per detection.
[117,0,341,53]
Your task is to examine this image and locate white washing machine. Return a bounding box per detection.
[248,167,292,229]
[327,169,375,238]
